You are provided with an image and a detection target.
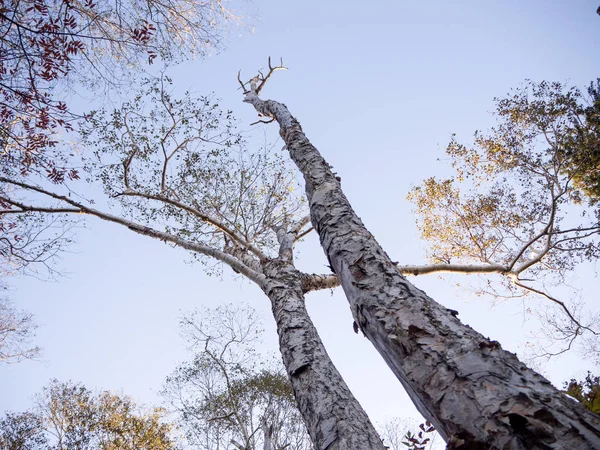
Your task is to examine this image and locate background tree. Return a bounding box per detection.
[564,372,600,415]
[0,78,385,449]
[0,411,47,449]
[238,61,600,448]
[0,379,176,449]
[407,79,600,360]
[378,417,439,450]
[0,295,40,363]
[162,304,311,450]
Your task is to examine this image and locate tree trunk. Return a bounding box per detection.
[245,93,600,449]
[262,421,274,450]
[262,259,385,450]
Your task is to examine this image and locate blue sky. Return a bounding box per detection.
[2,0,600,435]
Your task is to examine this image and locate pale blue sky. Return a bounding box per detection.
[2,0,600,434]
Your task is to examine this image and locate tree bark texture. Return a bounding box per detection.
[244,92,600,449]
[261,259,385,450]
[0,178,384,449]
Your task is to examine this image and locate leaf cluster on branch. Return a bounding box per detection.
[0,0,234,181]
[0,0,239,285]
[407,79,600,360]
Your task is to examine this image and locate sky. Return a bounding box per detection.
[2,0,600,441]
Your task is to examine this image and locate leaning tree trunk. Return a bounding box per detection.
[244,89,600,449]
[262,258,385,450]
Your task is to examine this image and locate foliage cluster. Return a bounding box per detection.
[408,79,600,359]
[0,379,176,449]
[162,304,311,450]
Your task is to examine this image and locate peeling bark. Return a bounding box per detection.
[262,259,385,450]
[300,272,340,293]
[244,91,600,449]
[1,177,384,449]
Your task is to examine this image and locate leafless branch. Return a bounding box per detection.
[290,215,310,235]
[512,279,597,336]
[239,57,288,97]
[294,226,314,241]
[250,117,275,126]
[0,297,41,364]
[300,273,340,293]
[397,263,509,277]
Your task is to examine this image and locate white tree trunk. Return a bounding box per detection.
[244,92,600,449]
[262,421,273,450]
[262,259,385,450]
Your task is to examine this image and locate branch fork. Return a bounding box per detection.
[238,57,287,97]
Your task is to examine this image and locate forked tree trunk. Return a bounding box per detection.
[262,259,385,450]
[244,92,600,449]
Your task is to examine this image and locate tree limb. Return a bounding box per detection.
[0,177,267,286]
[396,263,509,276]
[117,189,268,261]
[300,273,340,293]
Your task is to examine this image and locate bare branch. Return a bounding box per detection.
[223,236,263,274]
[272,220,294,262]
[250,117,275,126]
[254,57,288,96]
[0,297,41,364]
[509,190,562,273]
[290,215,311,235]
[396,263,509,276]
[237,70,249,94]
[300,273,340,293]
[240,57,288,98]
[512,279,597,336]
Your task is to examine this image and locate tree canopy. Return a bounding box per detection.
[408,79,600,360]
[0,379,176,449]
[162,304,311,450]
[0,0,238,282]
[1,3,599,447]
[1,0,235,177]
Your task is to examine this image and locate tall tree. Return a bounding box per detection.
[0,79,385,449]
[239,61,600,448]
[0,379,176,449]
[162,304,311,450]
[407,80,600,360]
